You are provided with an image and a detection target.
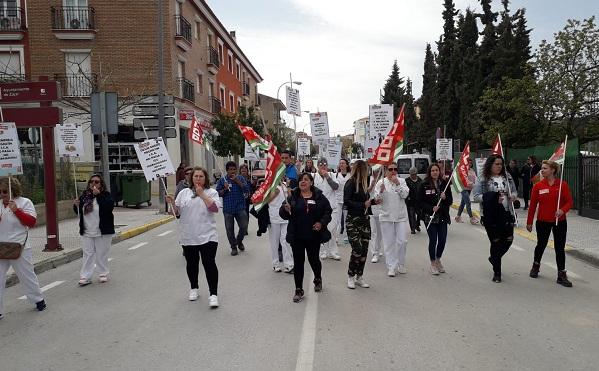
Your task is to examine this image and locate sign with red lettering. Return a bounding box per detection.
[0,122,23,176]
[0,81,60,103]
[179,109,195,120]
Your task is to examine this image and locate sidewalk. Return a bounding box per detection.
[452,198,599,267]
[6,204,174,287]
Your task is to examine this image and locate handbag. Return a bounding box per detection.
[0,242,23,260]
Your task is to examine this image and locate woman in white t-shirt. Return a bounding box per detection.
[267,184,293,273]
[335,159,351,244]
[0,178,46,319]
[167,167,222,308]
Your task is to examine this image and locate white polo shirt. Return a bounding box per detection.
[175,188,222,246]
[0,197,36,249]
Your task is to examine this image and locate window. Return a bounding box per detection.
[65,51,92,96]
[0,50,22,77]
[196,73,203,94]
[219,87,226,108]
[397,159,412,174]
[195,20,200,39]
[415,158,430,174]
[227,53,233,73]
[217,41,224,65]
[235,61,240,80]
[229,93,235,113]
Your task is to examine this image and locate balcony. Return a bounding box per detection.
[178,77,194,102]
[51,6,96,40]
[54,73,98,97]
[207,47,220,75]
[0,74,27,83]
[242,81,250,96]
[209,96,221,114]
[0,7,26,40]
[175,15,192,50]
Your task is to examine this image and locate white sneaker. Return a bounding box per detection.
[355,276,370,288]
[347,276,356,289]
[329,253,341,261]
[273,266,282,272]
[397,265,407,274]
[371,255,379,263]
[188,289,199,301]
[208,295,219,308]
[430,264,440,275]
[387,268,396,277]
[320,253,327,260]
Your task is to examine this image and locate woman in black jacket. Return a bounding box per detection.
[280,173,332,303]
[418,164,453,275]
[73,174,115,286]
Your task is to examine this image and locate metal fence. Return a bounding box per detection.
[580,155,599,219]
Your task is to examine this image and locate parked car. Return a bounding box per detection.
[397,153,431,179]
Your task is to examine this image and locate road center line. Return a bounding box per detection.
[129,242,148,250]
[542,262,582,279]
[157,230,173,237]
[19,281,64,300]
[295,278,318,371]
[512,245,525,252]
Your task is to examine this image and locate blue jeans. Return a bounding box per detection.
[457,190,473,218]
[427,222,448,261]
[224,210,248,248]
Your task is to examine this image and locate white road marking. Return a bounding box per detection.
[128,242,148,250]
[19,281,64,300]
[108,258,114,262]
[157,230,173,237]
[295,277,319,371]
[512,244,525,252]
[543,262,582,279]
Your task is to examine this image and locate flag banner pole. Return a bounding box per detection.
[426,167,455,230]
[498,134,518,227]
[73,159,78,199]
[556,135,568,225]
[8,174,12,200]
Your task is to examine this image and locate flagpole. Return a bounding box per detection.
[426,168,454,230]
[498,133,518,227]
[556,135,568,226]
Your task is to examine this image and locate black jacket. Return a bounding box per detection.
[405,176,422,207]
[280,187,332,244]
[74,191,115,236]
[417,179,453,224]
[343,178,372,216]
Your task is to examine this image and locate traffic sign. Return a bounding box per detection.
[133,117,175,128]
[142,95,175,105]
[0,81,61,103]
[134,128,177,140]
[133,105,175,116]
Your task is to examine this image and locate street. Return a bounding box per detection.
[1,210,598,371]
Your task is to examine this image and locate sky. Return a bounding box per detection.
[206,0,597,137]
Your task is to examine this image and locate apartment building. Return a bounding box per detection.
[257,93,285,133]
[0,0,28,80]
[353,117,368,152]
[11,0,262,175]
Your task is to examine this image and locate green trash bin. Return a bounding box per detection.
[121,173,152,208]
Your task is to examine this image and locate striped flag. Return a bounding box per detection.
[491,134,503,156]
[188,115,204,145]
[238,124,269,151]
[451,141,471,193]
[532,139,567,183]
[251,142,286,212]
[368,104,405,169]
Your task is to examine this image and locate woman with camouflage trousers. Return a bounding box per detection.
[343,160,379,289]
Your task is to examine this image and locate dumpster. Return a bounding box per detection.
[110,172,123,206]
[121,173,152,208]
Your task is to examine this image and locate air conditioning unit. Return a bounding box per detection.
[70,18,81,29]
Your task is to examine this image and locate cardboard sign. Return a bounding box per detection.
[310,112,329,145]
[56,123,84,157]
[133,138,175,182]
[297,137,311,156]
[436,138,453,161]
[286,86,301,116]
[326,138,342,169]
[366,104,393,158]
[475,158,486,179]
[0,122,23,176]
[244,141,260,161]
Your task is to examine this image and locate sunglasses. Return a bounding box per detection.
[388,168,398,172]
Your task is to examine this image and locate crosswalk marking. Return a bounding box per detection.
[128,242,148,251]
[19,281,65,300]
[157,230,173,237]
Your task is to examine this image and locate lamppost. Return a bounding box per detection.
[275,77,302,149]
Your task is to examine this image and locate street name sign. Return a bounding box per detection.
[0,81,61,103]
[133,117,176,128]
[134,128,177,140]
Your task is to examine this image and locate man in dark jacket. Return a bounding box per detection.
[405,167,423,234]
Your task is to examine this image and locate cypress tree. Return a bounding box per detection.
[512,8,532,77]
[436,0,459,137]
[381,60,405,118]
[454,9,479,140]
[420,43,438,134]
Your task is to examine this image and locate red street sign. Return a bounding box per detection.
[3,107,63,127]
[0,81,61,103]
[179,109,194,120]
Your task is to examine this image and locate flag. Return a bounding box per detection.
[451,141,471,194]
[532,139,567,183]
[251,142,286,212]
[238,124,269,151]
[491,133,503,156]
[368,104,405,169]
[188,116,204,145]
[435,127,442,139]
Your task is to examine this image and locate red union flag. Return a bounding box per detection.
[532,139,567,183]
[451,141,471,193]
[368,104,405,166]
[188,115,204,145]
[251,142,286,212]
[491,133,503,156]
[238,124,269,151]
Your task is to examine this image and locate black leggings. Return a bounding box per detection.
[291,239,322,290]
[534,220,567,271]
[484,223,514,274]
[183,242,218,295]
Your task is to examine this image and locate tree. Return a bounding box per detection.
[205,105,264,158]
[381,60,405,118]
[351,142,364,158]
[534,17,599,140]
[435,0,459,137]
[419,43,438,147]
[512,8,533,78]
[268,126,295,153]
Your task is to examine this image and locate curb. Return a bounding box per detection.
[6,215,175,288]
[450,203,599,268]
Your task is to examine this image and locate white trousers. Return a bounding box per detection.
[321,206,340,256]
[80,235,112,279]
[380,220,409,270]
[369,215,383,256]
[0,248,44,314]
[269,223,293,269]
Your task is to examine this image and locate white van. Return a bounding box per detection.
[396,154,431,179]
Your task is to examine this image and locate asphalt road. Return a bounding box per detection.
[1,211,598,371]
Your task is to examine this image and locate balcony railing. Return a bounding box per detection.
[51,6,95,30]
[0,74,27,83]
[175,15,192,44]
[54,73,98,97]
[242,82,250,96]
[0,7,26,31]
[178,77,194,102]
[210,96,221,114]
[207,47,220,67]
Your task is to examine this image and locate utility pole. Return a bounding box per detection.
[290,72,297,153]
[157,0,167,213]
